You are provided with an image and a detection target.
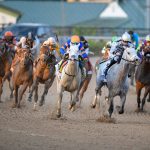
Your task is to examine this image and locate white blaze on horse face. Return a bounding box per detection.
[125,47,139,62]
[69,45,79,60]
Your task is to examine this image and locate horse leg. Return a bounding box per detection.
[108,97,114,117]
[17,82,28,108]
[147,91,150,102]
[141,88,150,111]
[9,76,14,99]
[0,77,3,103]
[12,85,18,108]
[136,88,142,111]
[69,91,77,111]
[33,84,38,111]
[56,86,63,118]
[91,86,101,108]
[28,77,38,102]
[118,94,126,114]
[78,77,91,107]
[39,75,55,106]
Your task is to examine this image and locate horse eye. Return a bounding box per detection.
[127,52,130,55]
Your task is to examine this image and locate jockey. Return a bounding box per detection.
[136,35,150,58]
[1,31,16,51]
[42,37,60,61]
[128,30,139,49]
[57,35,88,77]
[16,32,39,56]
[102,32,134,83]
[80,36,94,55]
[80,36,93,76]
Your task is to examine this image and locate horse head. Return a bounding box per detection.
[68,45,80,63]
[20,48,33,66]
[143,51,150,63]
[123,47,139,64]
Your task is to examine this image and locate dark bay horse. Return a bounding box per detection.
[28,46,56,110]
[135,50,150,111]
[11,48,33,108]
[0,43,14,102]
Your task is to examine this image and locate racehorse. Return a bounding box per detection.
[28,45,56,110]
[135,50,150,111]
[91,46,139,118]
[11,48,33,108]
[0,43,14,102]
[55,45,82,118]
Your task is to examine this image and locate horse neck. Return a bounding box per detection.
[65,60,79,75]
[141,60,150,75]
[111,59,130,83]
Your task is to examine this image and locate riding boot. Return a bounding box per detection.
[79,61,86,79]
[103,59,117,82]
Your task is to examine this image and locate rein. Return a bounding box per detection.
[64,58,79,77]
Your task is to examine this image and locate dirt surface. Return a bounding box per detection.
[0,57,150,150]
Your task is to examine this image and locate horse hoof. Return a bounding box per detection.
[147,99,150,102]
[90,104,96,109]
[57,113,61,118]
[28,97,32,102]
[71,106,76,112]
[39,101,44,107]
[135,108,140,113]
[12,103,17,108]
[17,104,21,108]
[119,110,124,114]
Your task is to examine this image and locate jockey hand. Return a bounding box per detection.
[63,53,69,60]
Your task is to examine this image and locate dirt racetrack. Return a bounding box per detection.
[0,57,150,150]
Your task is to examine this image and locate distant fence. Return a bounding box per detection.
[54,26,150,39]
[0,23,149,40]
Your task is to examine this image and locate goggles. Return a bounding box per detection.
[71,42,79,45]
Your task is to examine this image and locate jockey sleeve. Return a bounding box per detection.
[133,33,139,49]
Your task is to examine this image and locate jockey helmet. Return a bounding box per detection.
[27,32,35,40]
[111,36,118,42]
[121,32,131,42]
[106,41,112,48]
[145,35,150,42]
[20,37,26,43]
[47,37,57,48]
[80,36,85,42]
[71,35,80,44]
[4,31,14,37]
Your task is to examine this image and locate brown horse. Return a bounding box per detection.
[0,43,14,102]
[11,48,33,108]
[28,46,56,110]
[135,50,150,111]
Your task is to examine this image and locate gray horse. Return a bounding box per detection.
[91,47,139,118]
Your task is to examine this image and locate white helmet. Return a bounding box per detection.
[145,35,150,42]
[47,37,56,45]
[121,32,131,42]
[20,37,26,43]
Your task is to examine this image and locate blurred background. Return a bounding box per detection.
[0,0,149,54]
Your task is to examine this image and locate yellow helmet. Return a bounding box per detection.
[71,35,80,44]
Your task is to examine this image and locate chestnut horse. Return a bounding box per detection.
[11,48,33,108]
[28,46,56,110]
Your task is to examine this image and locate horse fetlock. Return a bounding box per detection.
[39,99,45,106]
[56,109,61,118]
[28,94,32,102]
[90,103,96,109]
